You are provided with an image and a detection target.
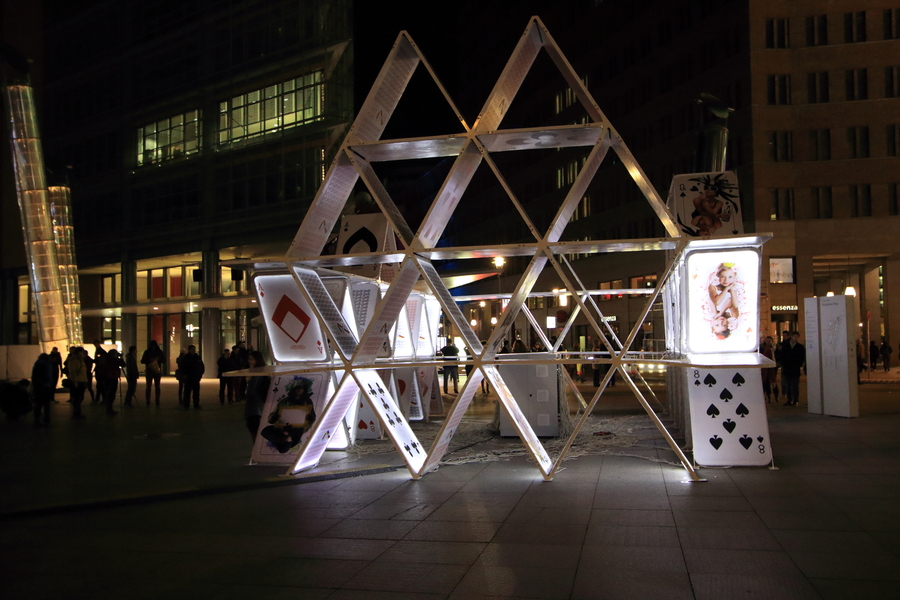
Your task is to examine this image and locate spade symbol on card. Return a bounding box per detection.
[719,388,733,402]
[690,185,699,191]
[732,372,746,386]
[680,192,686,198]
[703,374,717,387]
[735,403,749,418]
[757,436,764,443]
[739,434,753,449]
[722,419,737,434]
[706,404,720,418]
[709,435,723,450]
[694,379,701,386]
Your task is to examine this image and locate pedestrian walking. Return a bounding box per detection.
[141,340,164,406]
[31,353,55,427]
[103,349,125,415]
[180,345,205,409]
[123,346,140,407]
[881,339,892,372]
[218,348,234,404]
[64,347,88,420]
[244,351,270,443]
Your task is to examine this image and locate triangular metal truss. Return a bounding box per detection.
[262,16,762,481]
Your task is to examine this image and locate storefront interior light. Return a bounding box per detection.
[470,319,477,326]
[844,286,857,296]
[826,291,835,297]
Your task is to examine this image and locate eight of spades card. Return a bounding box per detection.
[689,367,772,467]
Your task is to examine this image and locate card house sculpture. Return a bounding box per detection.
[241,16,773,481]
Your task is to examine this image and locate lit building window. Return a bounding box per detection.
[218,71,324,146]
[137,110,201,166]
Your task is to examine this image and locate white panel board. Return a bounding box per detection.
[254,274,327,362]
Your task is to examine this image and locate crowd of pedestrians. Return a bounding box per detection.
[1,340,256,425]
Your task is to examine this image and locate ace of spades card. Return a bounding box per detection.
[689,367,772,466]
[335,213,399,282]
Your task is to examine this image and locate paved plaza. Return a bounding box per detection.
[2,375,900,599]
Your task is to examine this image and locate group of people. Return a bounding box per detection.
[861,339,893,374]
[759,331,806,406]
[14,340,261,423]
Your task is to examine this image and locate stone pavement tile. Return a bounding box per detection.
[375,540,486,565]
[329,591,446,600]
[677,527,783,551]
[278,537,396,560]
[589,508,675,527]
[208,556,367,588]
[869,530,900,554]
[592,493,670,510]
[788,550,900,581]
[848,511,900,533]
[729,480,820,498]
[571,570,694,600]
[377,486,458,505]
[442,492,524,507]
[683,548,803,576]
[349,501,440,521]
[827,496,900,513]
[474,542,582,569]
[673,509,768,529]
[404,519,503,543]
[578,544,687,573]
[453,564,576,599]
[340,561,468,595]
[745,494,840,513]
[415,462,488,481]
[690,573,821,600]
[491,521,587,545]
[331,472,411,492]
[583,524,681,547]
[665,479,742,496]
[290,489,389,508]
[757,510,862,531]
[517,487,596,508]
[426,502,515,523]
[668,494,754,512]
[504,505,593,526]
[458,479,534,493]
[810,578,900,600]
[318,517,419,540]
[772,529,889,553]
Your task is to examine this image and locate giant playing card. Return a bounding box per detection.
[689,367,772,466]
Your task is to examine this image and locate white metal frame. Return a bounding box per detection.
[244,17,770,481]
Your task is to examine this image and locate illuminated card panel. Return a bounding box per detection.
[416,259,483,355]
[355,369,427,473]
[254,274,327,363]
[417,296,441,357]
[289,373,360,474]
[483,364,553,476]
[355,259,420,362]
[293,266,359,359]
[685,249,760,354]
[251,373,330,464]
[393,304,414,358]
[419,369,482,474]
[288,151,359,258]
[416,143,483,248]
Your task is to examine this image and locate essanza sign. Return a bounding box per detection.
[772,305,798,311]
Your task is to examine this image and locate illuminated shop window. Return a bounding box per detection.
[137,110,201,166]
[218,71,324,146]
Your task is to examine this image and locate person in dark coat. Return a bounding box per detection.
[217,348,234,405]
[93,341,108,405]
[141,340,165,406]
[869,340,880,371]
[779,331,806,406]
[49,346,63,391]
[244,351,271,443]
[31,353,56,426]
[103,349,125,415]
[880,339,893,372]
[123,346,140,407]
[180,345,205,409]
